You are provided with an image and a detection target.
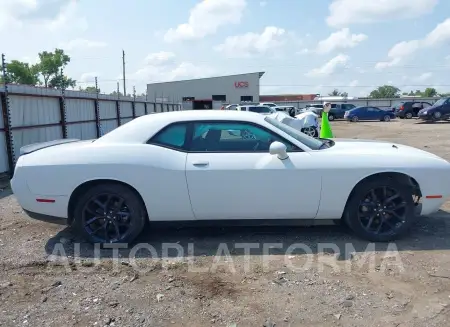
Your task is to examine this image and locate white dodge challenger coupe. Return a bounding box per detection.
[11,110,450,244]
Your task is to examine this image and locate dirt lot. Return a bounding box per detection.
[1,119,450,327]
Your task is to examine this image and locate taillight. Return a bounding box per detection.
[220,106,224,110]
[399,105,404,111]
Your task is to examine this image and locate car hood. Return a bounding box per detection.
[325,138,447,162]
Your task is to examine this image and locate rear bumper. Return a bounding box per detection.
[23,210,68,225]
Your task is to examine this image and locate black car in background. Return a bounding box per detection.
[308,103,356,120]
[394,101,432,119]
[418,97,450,121]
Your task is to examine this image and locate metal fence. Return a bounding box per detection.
[0,84,181,175]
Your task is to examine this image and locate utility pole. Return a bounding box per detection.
[122,50,126,96]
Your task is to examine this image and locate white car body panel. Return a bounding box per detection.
[10,110,450,224]
[185,152,320,220]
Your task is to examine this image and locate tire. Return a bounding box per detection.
[301,126,317,137]
[328,114,335,121]
[343,177,416,242]
[432,111,442,121]
[405,112,413,119]
[399,116,404,119]
[73,183,147,244]
[351,116,359,122]
[383,115,391,122]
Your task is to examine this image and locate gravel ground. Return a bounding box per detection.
[1,118,450,327]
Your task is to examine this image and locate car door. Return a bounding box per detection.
[366,107,381,120]
[185,121,321,220]
[357,107,369,120]
[146,123,195,220]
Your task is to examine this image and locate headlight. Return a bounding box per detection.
[422,111,427,114]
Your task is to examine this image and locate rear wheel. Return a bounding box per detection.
[73,183,146,244]
[328,114,335,121]
[344,178,416,242]
[383,115,391,122]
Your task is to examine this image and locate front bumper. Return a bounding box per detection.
[418,112,433,120]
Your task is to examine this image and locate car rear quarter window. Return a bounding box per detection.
[148,123,188,150]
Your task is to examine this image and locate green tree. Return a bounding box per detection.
[2,60,40,85]
[109,90,124,96]
[37,48,71,87]
[79,86,99,93]
[328,89,348,97]
[369,85,401,98]
[423,87,437,97]
[48,73,76,89]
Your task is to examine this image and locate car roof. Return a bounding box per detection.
[95,110,267,144]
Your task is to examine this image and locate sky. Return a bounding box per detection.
[1,0,450,97]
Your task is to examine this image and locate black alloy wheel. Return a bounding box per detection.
[357,186,407,237]
[74,184,146,244]
[344,178,416,242]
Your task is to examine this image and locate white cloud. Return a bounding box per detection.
[326,0,438,27]
[375,18,450,69]
[0,0,87,34]
[214,26,286,58]
[59,39,107,51]
[79,72,99,83]
[305,54,350,77]
[164,0,246,42]
[414,72,433,82]
[349,80,359,87]
[297,48,310,55]
[144,51,176,66]
[316,28,367,54]
[129,52,215,84]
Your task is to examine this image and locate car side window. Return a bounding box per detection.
[148,123,188,150]
[190,122,299,153]
[422,102,431,108]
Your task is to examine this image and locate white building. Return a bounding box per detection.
[146,72,264,109]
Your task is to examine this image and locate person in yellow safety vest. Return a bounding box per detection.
[320,101,334,138]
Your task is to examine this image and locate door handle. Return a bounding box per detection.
[192,161,209,167]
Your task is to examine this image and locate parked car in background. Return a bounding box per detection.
[394,101,432,119]
[274,106,297,117]
[259,102,278,108]
[221,104,239,110]
[237,105,273,115]
[344,106,396,122]
[269,111,320,137]
[307,103,356,120]
[418,97,450,121]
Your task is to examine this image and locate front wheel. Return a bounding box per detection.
[328,114,335,121]
[301,126,318,137]
[432,111,442,121]
[73,183,147,244]
[405,112,413,119]
[351,116,359,122]
[343,178,416,242]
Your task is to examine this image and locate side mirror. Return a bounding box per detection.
[269,141,289,160]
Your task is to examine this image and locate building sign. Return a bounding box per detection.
[234,81,249,88]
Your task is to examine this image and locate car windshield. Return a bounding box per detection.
[264,116,325,150]
[250,106,272,113]
[432,98,446,106]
